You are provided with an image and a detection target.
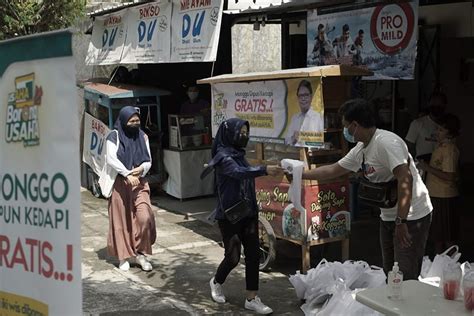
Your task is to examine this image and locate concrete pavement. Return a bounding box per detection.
[81,188,303,315]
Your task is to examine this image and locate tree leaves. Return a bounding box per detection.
[0,0,85,40]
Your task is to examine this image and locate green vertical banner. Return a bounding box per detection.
[0,30,81,315]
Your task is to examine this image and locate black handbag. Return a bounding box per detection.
[357,153,398,208]
[217,180,253,224]
[358,177,398,208]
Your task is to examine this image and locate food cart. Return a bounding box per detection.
[198,65,373,272]
[81,82,170,197]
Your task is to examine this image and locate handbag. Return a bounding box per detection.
[357,153,398,208]
[357,177,398,208]
[217,180,253,224]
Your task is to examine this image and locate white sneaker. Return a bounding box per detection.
[209,277,226,303]
[245,296,273,314]
[135,254,152,271]
[118,259,130,271]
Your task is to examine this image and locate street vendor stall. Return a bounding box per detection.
[198,64,373,272]
[81,82,170,197]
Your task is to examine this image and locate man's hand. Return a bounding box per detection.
[266,165,284,177]
[395,224,412,248]
[126,174,140,187]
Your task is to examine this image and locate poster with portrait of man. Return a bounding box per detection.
[211,77,324,147]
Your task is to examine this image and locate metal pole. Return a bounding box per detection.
[391,80,396,132]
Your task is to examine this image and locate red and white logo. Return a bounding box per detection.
[370,3,415,55]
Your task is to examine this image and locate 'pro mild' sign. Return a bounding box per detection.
[307,0,418,79]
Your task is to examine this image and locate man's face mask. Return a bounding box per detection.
[187,91,199,102]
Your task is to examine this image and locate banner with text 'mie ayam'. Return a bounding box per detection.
[0,30,81,315]
[211,78,324,147]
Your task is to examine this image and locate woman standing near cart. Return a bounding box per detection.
[207,118,283,314]
[105,106,156,272]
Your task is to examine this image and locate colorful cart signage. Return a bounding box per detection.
[307,0,418,80]
[86,0,224,65]
[211,78,324,146]
[82,112,111,176]
[255,177,350,241]
[0,31,81,315]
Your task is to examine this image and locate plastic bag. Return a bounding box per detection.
[351,265,386,289]
[289,271,308,300]
[420,255,432,278]
[316,279,382,316]
[425,245,461,279]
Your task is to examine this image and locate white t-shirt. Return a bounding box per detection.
[338,129,432,221]
[285,109,324,146]
[405,115,438,157]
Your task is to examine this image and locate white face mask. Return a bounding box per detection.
[187,92,199,102]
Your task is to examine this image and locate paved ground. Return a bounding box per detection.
[82,187,474,315]
[81,189,303,315]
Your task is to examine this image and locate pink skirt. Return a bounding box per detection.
[107,176,156,260]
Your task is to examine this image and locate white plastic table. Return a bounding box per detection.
[355,280,471,316]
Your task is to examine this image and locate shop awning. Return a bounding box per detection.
[197,65,373,84]
[84,82,171,99]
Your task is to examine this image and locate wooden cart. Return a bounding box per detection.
[198,65,373,273]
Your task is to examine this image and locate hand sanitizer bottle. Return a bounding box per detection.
[387,262,403,300]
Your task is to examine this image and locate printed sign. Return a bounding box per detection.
[307,0,418,80]
[121,1,172,63]
[170,0,223,62]
[86,10,128,65]
[0,31,81,315]
[211,78,324,146]
[82,112,110,176]
[255,177,350,241]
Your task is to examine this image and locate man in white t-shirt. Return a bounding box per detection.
[405,92,447,162]
[291,99,433,280]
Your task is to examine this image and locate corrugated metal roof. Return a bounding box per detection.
[87,1,152,18]
[84,82,171,98]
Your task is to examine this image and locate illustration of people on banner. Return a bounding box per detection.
[307,0,418,80]
[211,78,324,147]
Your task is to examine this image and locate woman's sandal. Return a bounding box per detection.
[135,254,152,271]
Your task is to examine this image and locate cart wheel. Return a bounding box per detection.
[258,215,276,271]
[90,173,102,198]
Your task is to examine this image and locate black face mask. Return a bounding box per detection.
[235,134,249,148]
[125,124,140,134]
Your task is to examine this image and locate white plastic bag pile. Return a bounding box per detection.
[419,245,461,287]
[419,245,473,289]
[289,259,386,316]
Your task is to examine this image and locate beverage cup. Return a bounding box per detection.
[442,262,461,300]
[463,271,474,311]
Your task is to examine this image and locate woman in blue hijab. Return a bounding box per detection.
[207,118,283,314]
[105,106,156,272]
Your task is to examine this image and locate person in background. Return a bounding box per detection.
[332,24,356,58]
[207,118,284,314]
[418,114,460,254]
[180,82,211,130]
[285,79,324,146]
[105,106,156,272]
[405,91,447,163]
[289,99,432,280]
[311,23,334,66]
[353,29,364,65]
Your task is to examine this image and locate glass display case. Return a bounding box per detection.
[168,114,211,150]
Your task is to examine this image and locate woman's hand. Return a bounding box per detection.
[126,174,140,187]
[266,165,284,177]
[131,166,144,176]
